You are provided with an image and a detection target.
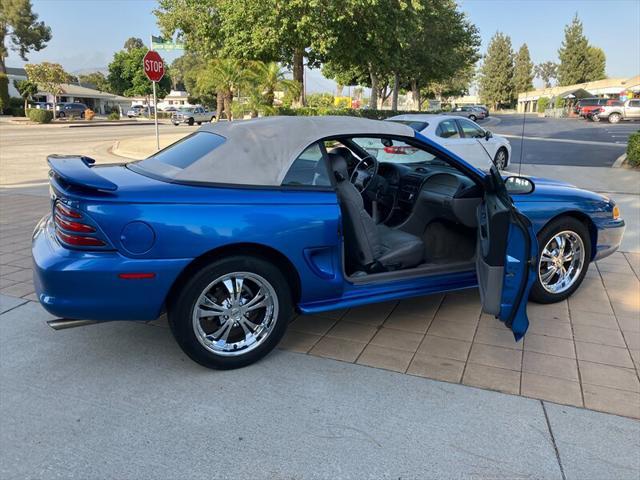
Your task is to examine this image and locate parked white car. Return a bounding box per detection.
[389,114,511,170]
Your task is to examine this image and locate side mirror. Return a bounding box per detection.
[484,130,493,140]
[505,176,535,195]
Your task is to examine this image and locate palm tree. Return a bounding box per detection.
[197,59,251,121]
[248,62,300,108]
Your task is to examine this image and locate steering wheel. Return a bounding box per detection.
[350,154,379,193]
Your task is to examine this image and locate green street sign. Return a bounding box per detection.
[151,35,185,51]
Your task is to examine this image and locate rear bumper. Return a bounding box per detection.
[32,215,191,321]
[594,218,625,261]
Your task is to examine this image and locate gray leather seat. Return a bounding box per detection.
[329,149,424,272]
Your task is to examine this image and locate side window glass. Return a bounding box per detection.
[437,120,460,139]
[458,119,484,138]
[282,142,331,187]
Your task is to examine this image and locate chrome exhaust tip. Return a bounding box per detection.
[46,319,98,330]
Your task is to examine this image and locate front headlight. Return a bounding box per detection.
[612,205,621,220]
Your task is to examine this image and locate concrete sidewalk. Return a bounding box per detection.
[0,299,638,480]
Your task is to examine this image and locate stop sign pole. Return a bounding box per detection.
[143,45,165,150]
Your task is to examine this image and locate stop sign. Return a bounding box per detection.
[143,50,164,82]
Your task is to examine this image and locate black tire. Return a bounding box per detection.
[530,217,591,304]
[197,121,202,125]
[493,147,508,170]
[58,111,65,118]
[168,255,293,369]
[187,117,195,126]
[469,114,477,122]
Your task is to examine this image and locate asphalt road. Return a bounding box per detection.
[0,121,197,186]
[488,115,637,167]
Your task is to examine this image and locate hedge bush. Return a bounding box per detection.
[269,107,442,120]
[108,111,120,121]
[27,108,54,123]
[627,131,640,167]
[537,97,550,113]
[0,74,9,113]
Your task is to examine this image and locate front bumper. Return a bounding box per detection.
[32,215,191,322]
[594,218,625,261]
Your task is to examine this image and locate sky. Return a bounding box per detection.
[8,0,640,91]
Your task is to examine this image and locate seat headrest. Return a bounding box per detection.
[328,147,351,182]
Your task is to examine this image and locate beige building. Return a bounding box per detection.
[34,83,131,114]
[517,75,640,112]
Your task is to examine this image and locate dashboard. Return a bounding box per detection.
[378,162,482,229]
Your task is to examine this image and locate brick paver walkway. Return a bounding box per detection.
[1,191,639,419]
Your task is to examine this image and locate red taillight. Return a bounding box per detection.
[55,202,82,218]
[55,230,106,247]
[54,215,96,233]
[383,146,417,155]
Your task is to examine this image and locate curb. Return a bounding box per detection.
[67,121,161,128]
[612,153,627,168]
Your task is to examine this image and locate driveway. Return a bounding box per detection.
[1,120,639,479]
[489,115,636,167]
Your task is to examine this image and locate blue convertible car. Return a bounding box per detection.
[32,116,625,369]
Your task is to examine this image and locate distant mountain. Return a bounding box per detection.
[71,67,108,76]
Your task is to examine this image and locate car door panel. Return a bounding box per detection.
[476,169,538,339]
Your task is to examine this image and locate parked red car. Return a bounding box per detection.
[575,98,622,117]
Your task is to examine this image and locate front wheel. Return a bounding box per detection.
[608,113,622,124]
[493,148,508,170]
[187,117,195,126]
[530,217,591,304]
[168,256,293,369]
[197,121,202,125]
[469,114,477,122]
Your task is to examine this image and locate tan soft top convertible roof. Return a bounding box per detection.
[173,116,416,186]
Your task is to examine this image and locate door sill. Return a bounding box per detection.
[346,259,475,285]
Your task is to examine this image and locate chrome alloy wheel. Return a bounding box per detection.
[494,149,507,170]
[538,231,585,294]
[192,272,278,356]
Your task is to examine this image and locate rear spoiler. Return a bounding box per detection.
[47,155,118,192]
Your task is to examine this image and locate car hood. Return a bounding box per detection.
[509,173,608,203]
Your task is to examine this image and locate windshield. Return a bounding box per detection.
[351,137,443,165]
[178,107,195,113]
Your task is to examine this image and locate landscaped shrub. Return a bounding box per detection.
[27,108,53,123]
[108,111,120,120]
[306,93,334,108]
[627,131,640,167]
[554,97,565,108]
[537,97,550,113]
[84,108,95,121]
[270,106,443,120]
[0,74,9,113]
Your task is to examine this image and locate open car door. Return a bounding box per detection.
[476,167,538,340]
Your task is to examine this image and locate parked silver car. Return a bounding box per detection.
[449,105,486,122]
[56,102,88,118]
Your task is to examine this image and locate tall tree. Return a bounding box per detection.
[77,72,111,92]
[124,37,144,51]
[479,32,515,110]
[513,43,534,94]
[557,14,591,86]
[155,0,324,106]
[107,46,171,99]
[13,78,37,110]
[587,46,606,80]
[535,61,558,88]
[0,0,51,73]
[195,59,250,121]
[24,62,70,118]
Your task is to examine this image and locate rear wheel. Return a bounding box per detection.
[197,121,202,125]
[608,113,622,124]
[530,217,591,304]
[168,256,293,369]
[58,112,65,118]
[469,114,477,122]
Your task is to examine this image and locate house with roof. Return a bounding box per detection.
[32,83,132,114]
